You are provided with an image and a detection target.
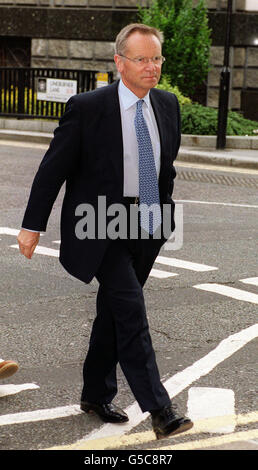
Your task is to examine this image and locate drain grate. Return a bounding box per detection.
[176,169,258,189]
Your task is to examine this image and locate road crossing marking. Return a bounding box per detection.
[0,383,39,398]
[10,244,59,258]
[187,387,235,433]
[156,256,218,272]
[194,283,258,304]
[0,227,20,236]
[240,277,258,287]
[0,405,82,427]
[175,199,258,209]
[150,268,177,278]
[48,410,258,450]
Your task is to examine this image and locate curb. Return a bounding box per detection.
[178,148,258,170]
[0,125,258,170]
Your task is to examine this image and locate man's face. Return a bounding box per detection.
[114,31,162,98]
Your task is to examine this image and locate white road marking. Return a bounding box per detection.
[0,383,39,398]
[0,227,20,236]
[10,240,216,276]
[156,256,217,272]
[10,245,175,279]
[187,387,235,433]
[240,277,258,287]
[175,199,258,209]
[194,283,258,304]
[10,244,59,257]
[0,405,81,427]
[150,268,177,278]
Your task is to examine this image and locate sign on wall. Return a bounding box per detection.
[36,77,77,103]
[96,72,109,88]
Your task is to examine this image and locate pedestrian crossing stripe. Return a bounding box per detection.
[240,277,258,287]
[194,283,258,304]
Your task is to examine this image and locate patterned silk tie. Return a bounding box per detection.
[134,99,161,235]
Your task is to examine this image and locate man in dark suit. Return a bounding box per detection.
[17,23,193,439]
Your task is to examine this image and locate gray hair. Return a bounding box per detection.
[115,23,163,55]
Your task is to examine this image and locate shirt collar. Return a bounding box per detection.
[118,79,150,111]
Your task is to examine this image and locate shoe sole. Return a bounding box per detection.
[155,420,193,440]
[0,363,19,379]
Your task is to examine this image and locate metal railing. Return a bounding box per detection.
[0,67,113,119]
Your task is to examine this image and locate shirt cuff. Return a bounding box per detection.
[21,228,42,233]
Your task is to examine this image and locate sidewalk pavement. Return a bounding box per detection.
[0,119,257,170]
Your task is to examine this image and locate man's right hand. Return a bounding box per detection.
[17,229,40,259]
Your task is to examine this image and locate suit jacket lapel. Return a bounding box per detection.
[150,88,172,197]
[103,81,124,197]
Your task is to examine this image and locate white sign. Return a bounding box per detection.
[37,78,77,103]
[245,0,258,10]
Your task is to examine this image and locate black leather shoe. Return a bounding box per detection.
[80,401,129,423]
[151,404,193,440]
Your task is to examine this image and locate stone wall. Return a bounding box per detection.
[207,46,258,110]
[31,38,117,74]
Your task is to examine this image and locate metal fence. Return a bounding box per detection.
[0,67,113,119]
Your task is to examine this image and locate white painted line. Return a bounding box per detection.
[0,227,20,236]
[59,323,258,445]
[10,244,59,257]
[150,268,177,278]
[240,277,258,287]
[156,256,217,272]
[52,240,61,245]
[0,227,44,237]
[175,200,258,209]
[194,283,258,304]
[10,242,215,275]
[0,383,39,398]
[187,387,235,433]
[0,405,82,427]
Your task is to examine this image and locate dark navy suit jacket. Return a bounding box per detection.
[22,80,181,283]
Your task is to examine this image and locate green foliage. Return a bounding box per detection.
[138,0,212,97]
[156,75,192,105]
[180,103,258,136]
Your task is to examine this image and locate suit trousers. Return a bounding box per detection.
[81,233,171,412]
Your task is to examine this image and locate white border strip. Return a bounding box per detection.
[240,277,258,287]
[175,200,258,209]
[10,244,59,257]
[156,256,217,272]
[194,283,258,304]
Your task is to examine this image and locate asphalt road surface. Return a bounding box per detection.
[0,140,257,457]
